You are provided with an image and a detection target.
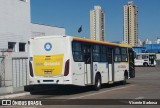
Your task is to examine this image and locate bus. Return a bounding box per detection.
[28,35,135,90]
[134,53,156,67]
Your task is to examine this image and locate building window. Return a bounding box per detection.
[8,42,16,52]
[19,43,26,52]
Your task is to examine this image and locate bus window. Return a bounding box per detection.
[100,46,107,62]
[142,55,148,59]
[122,55,128,62]
[73,52,83,62]
[114,47,121,62]
[72,42,81,51]
[107,47,113,63]
[121,48,128,62]
[121,48,127,54]
[136,55,141,59]
[101,54,107,62]
[72,42,83,62]
[115,55,121,62]
[93,45,100,62]
[83,45,91,64]
[115,47,120,54]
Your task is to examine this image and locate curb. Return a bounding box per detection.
[0,92,30,99]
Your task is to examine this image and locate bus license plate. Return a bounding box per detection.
[44,71,52,75]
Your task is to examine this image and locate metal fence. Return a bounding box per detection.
[12,57,29,87]
[0,56,29,88]
[0,56,5,87]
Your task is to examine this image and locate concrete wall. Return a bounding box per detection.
[0,0,31,50]
[0,0,66,94]
[0,52,28,94]
[31,23,65,37]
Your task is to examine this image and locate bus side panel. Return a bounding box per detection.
[93,62,109,84]
[114,62,129,81]
[71,62,85,86]
[63,39,73,85]
[134,59,145,66]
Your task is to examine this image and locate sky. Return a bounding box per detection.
[31,0,160,43]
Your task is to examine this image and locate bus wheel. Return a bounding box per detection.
[121,70,128,85]
[94,74,101,91]
[143,62,148,67]
[121,78,127,85]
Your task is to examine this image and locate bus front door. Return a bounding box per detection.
[129,49,135,78]
[108,48,114,83]
[149,54,155,66]
[84,45,92,85]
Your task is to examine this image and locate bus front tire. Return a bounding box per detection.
[94,74,101,91]
[121,79,126,85]
[121,70,128,85]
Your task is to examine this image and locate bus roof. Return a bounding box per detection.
[73,37,132,48]
[30,35,132,48]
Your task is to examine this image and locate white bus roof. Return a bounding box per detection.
[30,35,132,48]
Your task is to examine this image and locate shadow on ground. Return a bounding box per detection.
[24,82,131,95]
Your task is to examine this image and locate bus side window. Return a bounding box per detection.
[136,55,140,59]
[100,46,107,62]
[115,55,121,62]
[114,47,121,62]
[107,47,113,63]
[83,45,91,64]
[93,45,100,62]
[72,42,83,62]
[122,55,128,61]
[142,55,147,59]
[121,48,128,62]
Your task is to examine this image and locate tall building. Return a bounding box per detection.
[90,6,105,41]
[123,1,138,46]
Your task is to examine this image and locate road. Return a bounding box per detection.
[8,61,160,107]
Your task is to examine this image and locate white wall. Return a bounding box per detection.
[0,0,31,50]
[0,0,65,53]
[31,23,65,37]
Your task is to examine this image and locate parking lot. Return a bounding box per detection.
[4,61,157,108]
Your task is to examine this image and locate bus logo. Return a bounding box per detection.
[44,42,52,51]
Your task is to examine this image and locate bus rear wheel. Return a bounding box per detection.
[94,74,101,91]
[143,62,148,67]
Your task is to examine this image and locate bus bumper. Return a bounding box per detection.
[29,76,65,85]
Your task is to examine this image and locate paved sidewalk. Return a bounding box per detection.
[0,85,61,99]
[0,92,30,99]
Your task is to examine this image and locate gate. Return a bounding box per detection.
[12,57,29,87]
[0,56,5,87]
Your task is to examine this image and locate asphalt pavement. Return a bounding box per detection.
[1,61,160,108]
